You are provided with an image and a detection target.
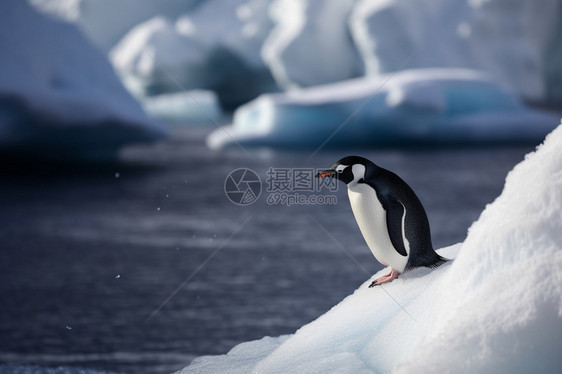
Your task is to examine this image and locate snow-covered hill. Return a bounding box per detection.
[182,121,562,373]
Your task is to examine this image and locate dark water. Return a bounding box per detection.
[0,127,534,373]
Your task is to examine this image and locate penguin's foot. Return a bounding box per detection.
[369,268,400,287]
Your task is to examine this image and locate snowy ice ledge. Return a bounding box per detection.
[183,121,562,373]
[0,0,167,161]
[207,69,559,150]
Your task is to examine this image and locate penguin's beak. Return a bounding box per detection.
[316,169,336,178]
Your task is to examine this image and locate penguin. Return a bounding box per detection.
[316,155,447,287]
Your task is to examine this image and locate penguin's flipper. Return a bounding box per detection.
[382,195,408,257]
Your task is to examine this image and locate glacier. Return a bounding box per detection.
[0,0,167,161]
[207,69,559,150]
[181,121,562,373]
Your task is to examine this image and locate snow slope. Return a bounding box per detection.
[182,121,562,373]
[0,0,166,160]
[207,69,559,149]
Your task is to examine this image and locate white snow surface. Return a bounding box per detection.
[207,69,559,149]
[183,336,290,374]
[183,122,562,372]
[0,0,166,160]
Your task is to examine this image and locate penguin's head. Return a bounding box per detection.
[316,156,374,186]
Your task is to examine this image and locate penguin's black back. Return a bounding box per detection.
[363,162,447,271]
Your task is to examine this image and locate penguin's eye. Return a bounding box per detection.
[335,165,347,173]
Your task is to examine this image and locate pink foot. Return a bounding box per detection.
[369,268,400,287]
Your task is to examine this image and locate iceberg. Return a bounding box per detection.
[350,0,469,75]
[349,0,562,103]
[262,0,363,90]
[110,0,277,109]
[34,0,562,104]
[207,69,559,149]
[180,121,562,373]
[110,16,210,96]
[0,0,167,161]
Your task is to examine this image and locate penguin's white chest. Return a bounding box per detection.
[348,183,408,273]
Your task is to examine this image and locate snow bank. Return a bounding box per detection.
[349,0,562,103]
[262,0,362,90]
[141,91,222,124]
[207,69,559,149]
[182,121,562,373]
[110,0,277,109]
[0,0,166,161]
[397,122,562,373]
